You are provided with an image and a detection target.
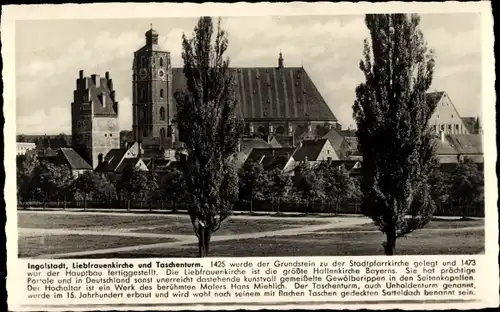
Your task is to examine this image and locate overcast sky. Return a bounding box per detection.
[15,13,482,135]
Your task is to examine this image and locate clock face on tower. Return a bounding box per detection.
[158,69,166,80]
[139,68,148,80]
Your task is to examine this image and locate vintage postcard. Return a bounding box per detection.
[2,1,498,311]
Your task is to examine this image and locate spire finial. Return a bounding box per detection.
[150,23,153,29]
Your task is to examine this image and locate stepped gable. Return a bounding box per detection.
[171,66,337,122]
[86,73,118,116]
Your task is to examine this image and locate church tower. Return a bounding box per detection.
[71,70,120,169]
[132,26,174,148]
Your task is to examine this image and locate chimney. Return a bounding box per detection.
[105,71,110,80]
[79,70,84,78]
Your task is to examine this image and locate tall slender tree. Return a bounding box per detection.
[353,14,438,255]
[174,17,244,257]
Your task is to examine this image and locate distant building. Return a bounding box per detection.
[71,70,120,169]
[95,144,149,180]
[284,138,339,172]
[245,147,295,171]
[427,91,482,135]
[17,142,36,155]
[130,27,340,156]
[37,148,92,178]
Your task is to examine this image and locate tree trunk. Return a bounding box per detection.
[64,195,66,210]
[197,226,212,258]
[277,198,280,213]
[250,199,253,213]
[383,228,397,256]
[83,196,87,210]
[172,200,177,213]
[127,198,131,211]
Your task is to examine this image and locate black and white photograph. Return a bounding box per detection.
[12,8,489,260]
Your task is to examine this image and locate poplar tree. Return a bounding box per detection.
[174,17,243,257]
[353,14,438,255]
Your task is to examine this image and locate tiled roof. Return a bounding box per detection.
[446,134,483,154]
[336,129,357,137]
[322,129,345,150]
[239,138,273,154]
[172,67,337,122]
[59,148,92,170]
[461,117,476,133]
[426,91,445,107]
[292,138,328,161]
[432,138,458,155]
[96,148,128,172]
[246,147,295,170]
[273,135,295,147]
[115,158,140,173]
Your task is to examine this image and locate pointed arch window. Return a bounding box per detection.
[160,107,165,121]
[159,57,164,67]
[160,89,164,99]
[141,89,146,101]
[143,106,148,119]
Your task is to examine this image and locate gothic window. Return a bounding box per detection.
[159,57,164,67]
[276,126,285,134]
[160,128,166,138]
[143,106,147,119]
[160,107,165,121]
[141,89,146,100]
[160,89,164,99]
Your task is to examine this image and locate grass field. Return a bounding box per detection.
[17,210,484,258]
[317,218,485,233]
[19,234,173,258]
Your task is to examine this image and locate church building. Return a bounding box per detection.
[129,27,339,154]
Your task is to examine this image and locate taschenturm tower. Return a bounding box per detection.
[71,70,120,168]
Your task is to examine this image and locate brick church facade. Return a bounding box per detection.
[126,27,339,151]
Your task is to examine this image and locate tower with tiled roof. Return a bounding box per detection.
[132,26,174,149]
[71,70,120,169]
